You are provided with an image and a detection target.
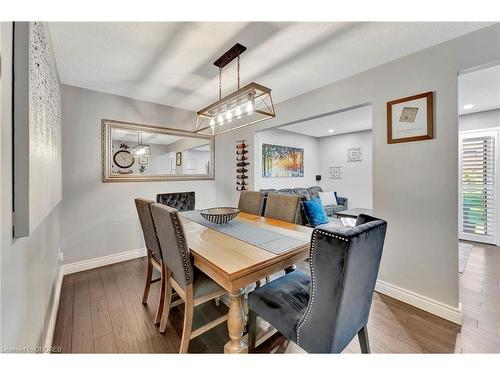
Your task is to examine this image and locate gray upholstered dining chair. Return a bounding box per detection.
[264,193,301,224]
[150,203,227,353]
[238,190,265,216]
[264,193,302,274]
[156,191,195,211]
[134,198,167,326]
[247,214,387,353]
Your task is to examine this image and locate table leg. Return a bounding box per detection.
[224,288,247,354]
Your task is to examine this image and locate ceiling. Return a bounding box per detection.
[279,105,372,137]
[459,64,500,115]
[49,22,494,112]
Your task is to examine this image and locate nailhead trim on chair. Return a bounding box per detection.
[296,230,349,346]
[170,211,192,285]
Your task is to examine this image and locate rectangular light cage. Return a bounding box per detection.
[195,82,276,135]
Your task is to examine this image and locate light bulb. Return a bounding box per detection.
[217,113,224,123]
[225,110,232,121]
[245,101,253,114]
[209,118,215,127]
[235,106,242,118]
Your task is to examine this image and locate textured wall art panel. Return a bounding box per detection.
[29,22,62,232]
[347,147,362,162]
[328,166,343,179]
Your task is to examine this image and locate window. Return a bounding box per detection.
[459,131,496,244]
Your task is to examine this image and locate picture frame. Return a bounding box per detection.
[176,152,182,166]
[138,156,148,166]
[387,91,433,144]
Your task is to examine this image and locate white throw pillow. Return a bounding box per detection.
[318,191,338,206]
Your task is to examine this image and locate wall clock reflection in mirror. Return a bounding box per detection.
[113,149,135,169]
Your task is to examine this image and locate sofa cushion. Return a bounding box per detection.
[323,204,346,216]
[277,188,295,194]
[307,186,323,199]
[318,191,337,206]
[293,188,311,200]
[303,198,329,227]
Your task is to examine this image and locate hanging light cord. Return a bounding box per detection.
[219,67,222,100]
[237,53,240,90]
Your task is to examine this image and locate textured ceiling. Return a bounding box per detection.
[49,22,494,112]
[459,64,500,115]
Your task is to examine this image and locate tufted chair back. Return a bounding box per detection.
[150,203,194,289]
[156,191,195,212]
[296,214,387,353]
[134,198,162,264]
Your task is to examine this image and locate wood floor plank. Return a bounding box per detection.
[71,271,94,353]
[88,269,117,353]
[100,265,141,353]
[111,262,169,353]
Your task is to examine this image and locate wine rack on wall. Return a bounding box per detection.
[236,140,248,191]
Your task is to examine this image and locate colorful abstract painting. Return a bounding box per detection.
[262,144,304,177]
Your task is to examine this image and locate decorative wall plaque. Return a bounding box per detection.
[328,166,343,179]
[347,147,362,162]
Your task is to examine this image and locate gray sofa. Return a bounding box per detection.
[260,186,347,225]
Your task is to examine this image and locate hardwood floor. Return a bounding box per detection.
[52,242,500,353]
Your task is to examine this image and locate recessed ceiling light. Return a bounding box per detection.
[463,104,474,110]
[328,129,334,133]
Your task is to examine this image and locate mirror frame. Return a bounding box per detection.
[101,119,215,182]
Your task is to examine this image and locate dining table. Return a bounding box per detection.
[179,211,314,354]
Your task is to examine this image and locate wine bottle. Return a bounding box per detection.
[236,186,247,191]
[236,149,248,155]
[236,161,249,167]
[236,168,248,173]
[237,181,247,185]
[236,155,248,161]
[236,174,248,179]
[236,143,247,149]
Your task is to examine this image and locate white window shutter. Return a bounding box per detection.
[460,132,496,244]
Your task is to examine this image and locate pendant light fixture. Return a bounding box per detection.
[130,131,151,157]
[195,43,276,135]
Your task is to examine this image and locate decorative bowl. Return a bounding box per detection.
[200,207,240,225]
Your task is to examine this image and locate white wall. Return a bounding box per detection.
[459,108,500,131]
[254,129,319,190]
[318,130,373,209]
[1,22,61,350]
[215,24,500,321]
[61,85,216,264]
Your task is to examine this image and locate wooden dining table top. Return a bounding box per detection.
[180,211,314,294]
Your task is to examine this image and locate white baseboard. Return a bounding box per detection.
[43,265,64,353]
[62,248,147,275]
[375,279,463,325]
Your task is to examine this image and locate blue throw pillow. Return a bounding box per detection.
[303,198,329,227]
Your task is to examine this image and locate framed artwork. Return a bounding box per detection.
[262,143,304,177]
[176,152,182,166]
[139,156,148,166]
[387,91,433,144]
